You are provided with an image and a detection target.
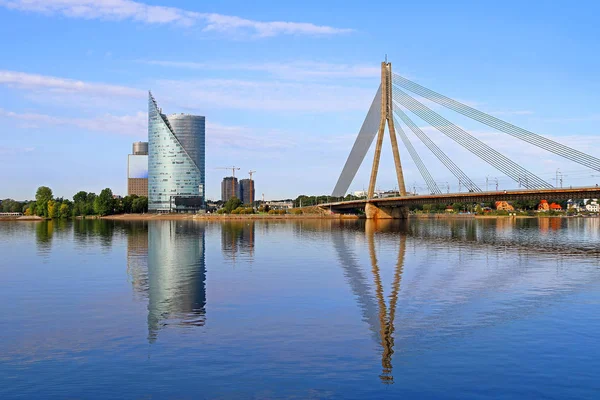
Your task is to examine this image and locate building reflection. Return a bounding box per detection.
[125,222,149,301]
[221,221,255,261]
[124,221,207,343]
[147,221,206,342]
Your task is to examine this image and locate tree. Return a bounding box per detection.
[59,202,71,218]
[85,193,97,216]
[122,195,138,214]
[35,186,53,217]
[224,196,242,213]
[132,197,148,213]
[94,188,114,216]
[47,200,58,218]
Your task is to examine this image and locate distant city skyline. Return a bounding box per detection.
[2,0,600,201]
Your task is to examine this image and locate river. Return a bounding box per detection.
[1,218,599,399]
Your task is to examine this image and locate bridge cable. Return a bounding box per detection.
[392,73,600,169]
[393,88,539,188]
[393,117,443,194]
[393,89,550,189]
[392,88,553,189]
[393,105,481,192]
[392,73,600,171]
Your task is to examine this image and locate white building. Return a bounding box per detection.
[585,199,599,212]
[567,199,598,213]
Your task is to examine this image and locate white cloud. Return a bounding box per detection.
[142,60,380,80]
[540,114,600,123]
[0,146,35,155]
[489,110,535,116]
[206,122,295,150]
[156,78,375,112]
[0,70,145,98]
[0,69,374,113]
[0,108,147,136]
[0,107,296,151]
[0,0,352,37]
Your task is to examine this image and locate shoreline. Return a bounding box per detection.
[1,213,586,222]
[100,213,360,221]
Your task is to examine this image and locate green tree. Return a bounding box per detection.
[47,200,59,218]
[72,191,87,216]
[85,193,96,216]
[132,196,148,213]
[94,188,114,216]
[224,196,243,213]
[59,200,72,218]
[35,186,53,217]
[122,195,138,213]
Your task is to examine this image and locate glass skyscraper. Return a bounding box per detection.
[148,93,205,212]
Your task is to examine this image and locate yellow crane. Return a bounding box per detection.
[215,166,240,199]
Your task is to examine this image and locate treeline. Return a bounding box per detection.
[411,199,570,213]
[215,196,288,215]
[4,186,148,218]
[293,194,357,207]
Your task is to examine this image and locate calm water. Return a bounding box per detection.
[1,218,600,399]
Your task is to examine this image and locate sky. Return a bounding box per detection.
[1,0,600,201]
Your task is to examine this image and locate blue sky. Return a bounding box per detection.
[1,0,600,201]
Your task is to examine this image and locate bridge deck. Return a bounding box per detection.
[325,187,600,210]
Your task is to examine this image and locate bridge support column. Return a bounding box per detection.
[365,203,408,219]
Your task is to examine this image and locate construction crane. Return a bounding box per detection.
[215,166,240,199]
[248,170,256,204]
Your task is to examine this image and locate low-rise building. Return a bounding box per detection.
[586,199,599,212]
[538,200,562,211]
[567,198,598,213]
[495,201,514,211]
[265,201,293,210]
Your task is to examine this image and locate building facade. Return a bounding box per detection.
[221,177,238,202]
[148,93,205,212]
[128,141,149,197]
[238,179,255,205]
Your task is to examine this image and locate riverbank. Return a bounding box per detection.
[0,216,44,221]
[101,213,361,221]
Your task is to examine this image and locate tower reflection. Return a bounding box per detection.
[221,221,255,261]
[146,221,206,343]
[332,220,407,384]
[365,220,406,384]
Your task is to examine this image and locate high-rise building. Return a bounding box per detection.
[238,179,255,205]
[128,141,148,197]
[221,177,238,202]
[148,93,205,213]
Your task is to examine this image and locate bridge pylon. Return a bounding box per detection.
[368,61,407,199]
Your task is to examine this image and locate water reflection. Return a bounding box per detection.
[221,221,255,262]
[125,223,149,301]
[366,221,406,384]
[331,217,600,385]
[35,220,54,253]
[72,219,115,249]
[146,221,206,343]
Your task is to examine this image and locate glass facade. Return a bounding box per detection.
[148,93,205,212]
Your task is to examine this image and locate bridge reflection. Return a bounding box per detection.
[331,217,600,384]
[366,221,406,384]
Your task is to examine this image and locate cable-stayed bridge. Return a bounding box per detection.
[325,60,600,218]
